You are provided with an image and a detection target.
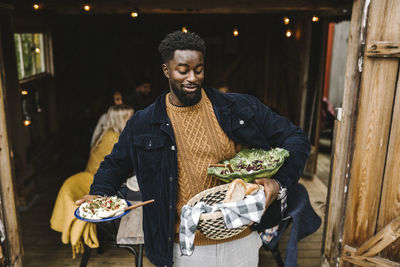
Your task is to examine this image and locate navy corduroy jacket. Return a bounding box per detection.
[90,87,311,266]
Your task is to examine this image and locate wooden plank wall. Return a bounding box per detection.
[342,0,400,263]
[376,62,400,261]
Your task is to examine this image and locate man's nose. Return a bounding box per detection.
[186,71,197,82]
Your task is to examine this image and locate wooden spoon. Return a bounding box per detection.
[124,199,155,211]
[99,199,155,218]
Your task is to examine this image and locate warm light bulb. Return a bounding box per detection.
[286,30,292,38]
[182,27,188,33]
[24,120,31,126]
[233,28,239,37]
[83,4,91,11]
[21,90,28,95]
[33,4,40,10]
[131,11,138,18]
[312,16,319,22]
[283,17,290,25]
[35,48,40,54]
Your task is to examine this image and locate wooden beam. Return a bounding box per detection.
[343,0,400,249]
[356,216,400,257]
[322,0,366,264]
[298,19,312,130]
[311,20,329,174]
[365,42,400,58]
[342,245,400,267]
[15,0,353,15]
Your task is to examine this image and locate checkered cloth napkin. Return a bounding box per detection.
[179,189,266,256]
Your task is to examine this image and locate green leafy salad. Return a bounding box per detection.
[207,148,290,183]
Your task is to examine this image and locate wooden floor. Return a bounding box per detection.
[20,163,328,267]
[317,152,331,186]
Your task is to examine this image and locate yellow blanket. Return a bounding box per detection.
[50,171,98,258]
[50,130,119,258]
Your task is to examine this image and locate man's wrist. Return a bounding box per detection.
[273,179,287,200]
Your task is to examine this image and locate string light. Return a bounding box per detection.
[24,120,32,126]
[83,4,91,12]
[21,90,28,95]
[33,3,40,10]
[35,48,40,54]
[233,28,239,37]
[182,27,188,33]
[312,16,319,22]
[285,29,292,38]
[283,17,290,25]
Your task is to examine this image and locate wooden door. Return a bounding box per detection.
[322,0,400,266]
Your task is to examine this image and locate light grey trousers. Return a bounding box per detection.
[173,231,262,267]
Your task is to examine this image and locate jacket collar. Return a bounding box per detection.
[150,87,234,124]
[150,90,169,124]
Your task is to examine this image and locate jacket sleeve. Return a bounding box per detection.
[251,96,311,191]
[89,117,134,196]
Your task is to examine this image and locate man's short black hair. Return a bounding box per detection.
[158,31,206,63]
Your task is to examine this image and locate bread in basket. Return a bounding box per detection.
[185,182,263,240]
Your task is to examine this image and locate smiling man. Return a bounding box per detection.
[79,31,311,267]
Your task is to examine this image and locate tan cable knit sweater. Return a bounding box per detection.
[166,89,252,245]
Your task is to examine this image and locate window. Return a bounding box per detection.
[14,33,46,79]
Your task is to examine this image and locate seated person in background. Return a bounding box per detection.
[50,104,134,258]
[91,90,125,147]
[126,78,154,111]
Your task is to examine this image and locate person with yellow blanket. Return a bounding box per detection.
[50,104,134,258]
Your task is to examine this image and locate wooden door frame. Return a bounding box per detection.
[0,4,24,266]
[322,0,368,265]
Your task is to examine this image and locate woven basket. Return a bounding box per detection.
[186,183,255,240]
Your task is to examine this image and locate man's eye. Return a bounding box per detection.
[178,70,187,74]
[195,70,203,74]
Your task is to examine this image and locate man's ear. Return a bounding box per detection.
[162,64,170,79]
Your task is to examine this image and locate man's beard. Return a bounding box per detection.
[170,82,202,106]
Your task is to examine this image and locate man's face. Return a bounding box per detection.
[137,83,151,96]
[162,50,204,106]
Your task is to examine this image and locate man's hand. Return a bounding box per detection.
[254,178,280,209]
[75,195,100,206]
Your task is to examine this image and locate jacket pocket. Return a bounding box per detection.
[133,135,166,151]
[133,135,166,186]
